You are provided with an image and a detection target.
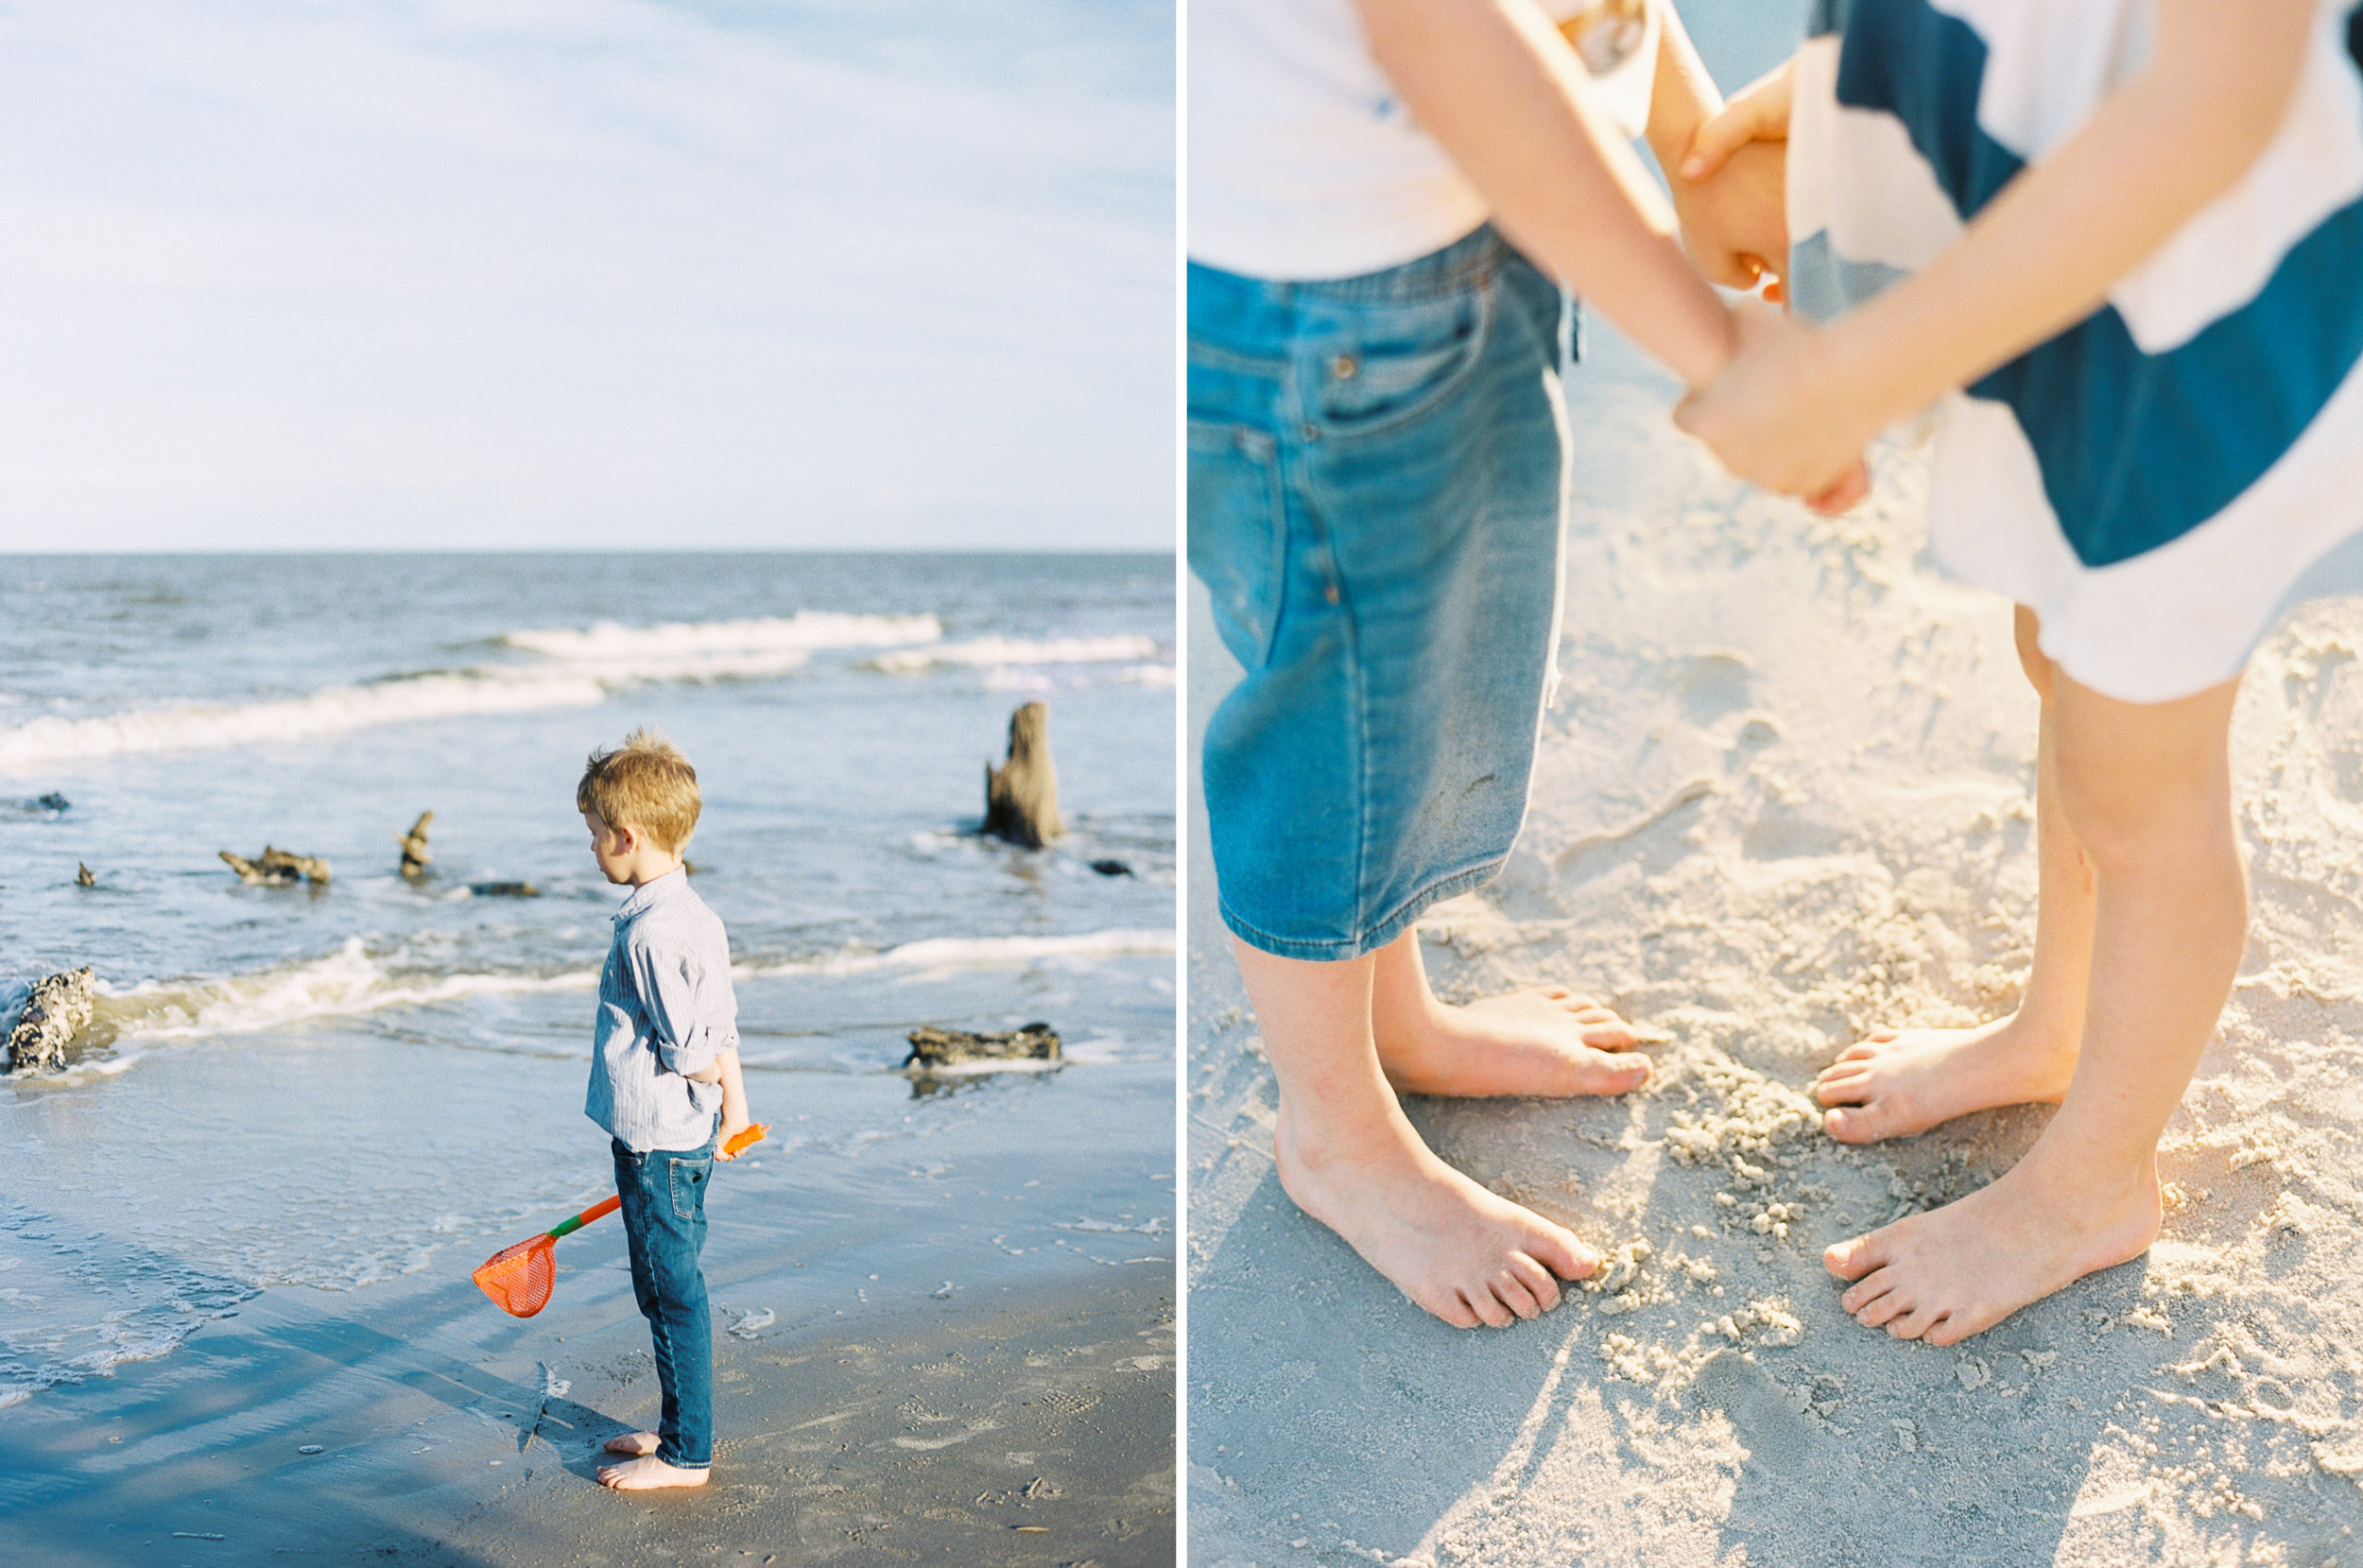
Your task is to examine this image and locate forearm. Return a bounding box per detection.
[1641,5,1721,180]
[716,1046,748,1115]
[1357,0,1733,385]
[1825,0,2311,422]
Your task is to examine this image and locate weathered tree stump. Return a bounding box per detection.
[904,1023,1061,1068]
[1089,859,1133,877]
[982,701,1063,850]
[220,846,332,886]
[34,792,68,812]
[76,863,95,887]
[398,811,433,878]
[468,882,541,898]
[8,968,95,1073]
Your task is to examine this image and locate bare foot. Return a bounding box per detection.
[1274,1093,1596,1329]
[1822,1154,2161,1344]
[603,1431,659,1456]
[596,1453,711,1490]
[1813,1011,2078,1144]
[1376,987,1649,1099]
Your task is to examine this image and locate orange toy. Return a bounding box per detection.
[473,1123,769,1318]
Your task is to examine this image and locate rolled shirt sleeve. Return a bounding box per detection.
[632,941,737,1079]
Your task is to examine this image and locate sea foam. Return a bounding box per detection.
[62,926,1169,1055]
[743,926,1177,979]
[95,939,597,1046]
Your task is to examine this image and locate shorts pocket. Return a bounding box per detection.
[669,1153,713,1220]
[1188,420,1288,672]
[1315,282,1493,439]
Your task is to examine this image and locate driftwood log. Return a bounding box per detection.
[8,968,95,1073]
[398,811,433,878]
[982,701,1062,850]
[220,846,331,886]
[904,1023,1061,1068]
[468,882,540,898]
[76,862,95,887]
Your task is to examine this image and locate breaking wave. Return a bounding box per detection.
[91,939,597,1049]
[864,635,1165,675]
[742,927,1177,978]
[0,612,942,770]
[501,612,942,681]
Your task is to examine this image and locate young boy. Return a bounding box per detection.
[577,729,753,1490]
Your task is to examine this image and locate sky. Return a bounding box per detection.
[0,0,1176,551]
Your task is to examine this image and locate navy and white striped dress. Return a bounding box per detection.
[1788,0,2363,701]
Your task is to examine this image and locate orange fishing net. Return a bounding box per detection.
[470,1129,765,1319]
[473,1235,559,1318]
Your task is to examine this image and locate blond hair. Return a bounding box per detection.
[578,729,699,853]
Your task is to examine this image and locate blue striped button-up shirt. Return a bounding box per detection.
[585,868,738,1152]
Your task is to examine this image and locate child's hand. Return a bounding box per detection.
[1680,59,1793,183]
[715,1105,753,1160]
[711,1044,752,1160]
[1674,301,1873,513]
[1669,136,1786,301]
[1673,59,1795,302]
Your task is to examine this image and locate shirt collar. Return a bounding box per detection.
[612,865,689,923]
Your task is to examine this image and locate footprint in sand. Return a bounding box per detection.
[1688,1350,1817,1476]
[1670,651,1754,724]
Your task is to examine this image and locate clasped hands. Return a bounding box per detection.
[1666,62,1873,516]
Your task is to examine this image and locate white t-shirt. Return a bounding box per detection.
[1188,0,1661,281]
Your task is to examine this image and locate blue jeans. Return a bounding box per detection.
[1188,225,1575,959]
[612,1135,716,1469]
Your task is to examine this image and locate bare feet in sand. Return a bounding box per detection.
[1234,933,1653,1330]
[1370,935,1650,1099]
[1275,1094,1596,1328]
[1375,985,1650,1098]
[597,1448,711,1490]
[1813,1011,2079,1143]
[603,1431,660,1456]
[1822,1153,2161,1344]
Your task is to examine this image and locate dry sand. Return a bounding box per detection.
[2,1178,1174,1568]
[1185,322,2363,1566]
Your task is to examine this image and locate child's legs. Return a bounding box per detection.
[2042,665,2246,1170]
[2010,607,2102,1038]
[1191,235,1645,1326]
[1234,936,1591,1329]
[1814,606,2098,1141]
[612,1138,716,1470]
[1823,666,2244,1342]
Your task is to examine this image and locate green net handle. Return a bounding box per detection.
[549,1194,622,1240]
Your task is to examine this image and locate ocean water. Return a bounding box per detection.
[0,552,1176,1410]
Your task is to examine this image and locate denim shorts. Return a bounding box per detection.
[1189,225,1574,961]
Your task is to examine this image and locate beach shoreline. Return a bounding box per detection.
[0,551,1178,1567]
[0,1239,1174,1568]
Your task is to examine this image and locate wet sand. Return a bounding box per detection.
[0,1239,1173,1568]
[1186,319,2363,1565]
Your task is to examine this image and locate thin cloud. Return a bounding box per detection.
[0,0,1176,549]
